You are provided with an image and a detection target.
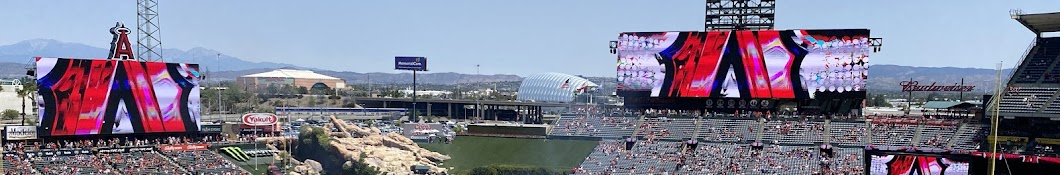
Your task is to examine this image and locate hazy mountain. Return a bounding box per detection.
[215,69,524,85]
[0,39,1018,90]
[867,64,1012,94]
[0,39,301,71]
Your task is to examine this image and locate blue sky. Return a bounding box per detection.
[1,0,1058,76]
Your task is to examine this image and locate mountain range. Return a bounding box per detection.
[0,39,299,71]
[0,39,1016,92]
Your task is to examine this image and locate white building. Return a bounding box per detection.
[516,73,598,103]
[399,87,452,97]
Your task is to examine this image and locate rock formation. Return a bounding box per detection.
[324,116,451,174]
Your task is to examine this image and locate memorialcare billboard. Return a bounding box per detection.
[616,29,870,99]
[36,57,202,136]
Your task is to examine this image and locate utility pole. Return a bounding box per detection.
[216,53,224,123]
[367,74,372,97]
[476,64,481,121]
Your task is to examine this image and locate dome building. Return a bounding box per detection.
[517,73,598,103]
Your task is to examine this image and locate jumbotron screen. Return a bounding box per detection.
[616,29,870,99]
[36,57,202,136]
[869,154,970,175]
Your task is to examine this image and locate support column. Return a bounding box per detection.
[448,103,453,119]
[536,106,542,123]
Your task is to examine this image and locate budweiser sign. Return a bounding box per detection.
[242,113,278,126]
[899,81,975,92]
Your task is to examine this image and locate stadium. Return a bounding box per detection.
[237,69,348,92]
[3,1,1060,175]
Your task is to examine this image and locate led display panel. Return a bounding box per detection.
[869,154,970,175]
[616,29,870,99]
[36,57,201,136]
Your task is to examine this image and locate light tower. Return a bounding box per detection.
[136,0,164,62]
[704,0,776,31]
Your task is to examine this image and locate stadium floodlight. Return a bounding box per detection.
[1010,9,1024,20]
[870,38,883,53]
[609,41,618,54]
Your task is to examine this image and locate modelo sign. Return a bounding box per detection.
[5,126,37,140]
[242,113,278,126]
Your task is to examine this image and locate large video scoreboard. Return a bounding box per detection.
[36,57,202,136]
[616,29,870,100]
[868,152,971,175]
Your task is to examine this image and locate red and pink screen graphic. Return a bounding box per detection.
[870,154,969,175]
[616,29,870,99]
[36,57,201,136]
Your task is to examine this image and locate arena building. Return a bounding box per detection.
[236,69,347,90]
[516,72,598,103]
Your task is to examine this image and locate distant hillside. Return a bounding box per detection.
[0,39,303,71]
[0,38,1020,91]
[868,64,1012,94]
[214,69,523,85]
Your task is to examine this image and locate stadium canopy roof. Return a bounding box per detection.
[1015,12,1060,33]
[923,101,977,109]
[241,69,341,80]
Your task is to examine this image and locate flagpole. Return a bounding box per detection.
[989,62,1002,175]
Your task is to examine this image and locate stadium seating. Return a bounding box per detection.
[2,153,39,175]
[829,122,867,146]
[575,139,857,175]
[573,140,683,174]
[1013,37,1060,84]
[869,122,917,147]
[102,152,187,175]
[551,114,637,138]
[161,150,247,175]
[635,117,697,140]
[697,118,756,142]
[761,120,826,145]
[557,112,996,175]
[916,124,958,148]
[997,87,1057,113]
[31,154,116,175]
[950,124,988,150]
[829,147,866,174]
[5,148,246,175]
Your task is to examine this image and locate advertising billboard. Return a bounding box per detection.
[869,154,970,175]
[242,113,278,126]
[4,126,38,140]
[395,56,427,71]
[616,29,870,99]
[36,57,201,136]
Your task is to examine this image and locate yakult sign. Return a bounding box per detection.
[242,113,278,126]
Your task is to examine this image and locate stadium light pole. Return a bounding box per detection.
[479,64,483,121]
[216,53,224,123]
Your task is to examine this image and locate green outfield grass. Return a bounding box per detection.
[418,136,598,174]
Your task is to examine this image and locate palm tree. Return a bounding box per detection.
[16,81,36,125]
